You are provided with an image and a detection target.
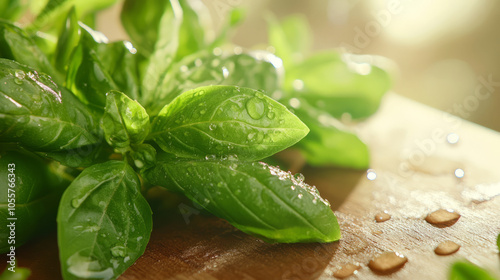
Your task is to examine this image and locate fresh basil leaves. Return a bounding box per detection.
[449,261,498,280]
[57,161,152,280]
[267,16,390,168]
[0,59,100,152]
[144,159,340,243]
[290,98,369,168]
[0,1,395,279]
[150,85,308,161]
[0,21,61,83]
[101,90,150,153]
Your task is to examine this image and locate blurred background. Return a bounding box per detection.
[98,0,500,132]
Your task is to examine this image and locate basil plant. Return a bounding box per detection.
[0,0,390,279]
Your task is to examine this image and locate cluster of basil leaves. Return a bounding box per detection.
[0,0,393,279]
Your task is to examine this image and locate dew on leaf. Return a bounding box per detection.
[71,198,83,208]
[294,173,305,182]
[134,160,144,169]
[267,111,275,119]
[205,154,216,160]
[67,252,113,279]
[15,70,25,79]
[110,246,127,258]
[246,97,266,120]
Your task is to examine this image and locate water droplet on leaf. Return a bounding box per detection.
[110,246,127,258]
[71,198,82,208]
[245,97,265,120]
[294,173,305,182]
[134,160,144,169]
[15,70,25,79]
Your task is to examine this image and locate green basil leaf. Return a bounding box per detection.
[449,261,497,280]
[101,90,150,152]
[57,161,152,280]
[0,59,101,151]
[32,30,58,62]
[150,85,308,161]
[497,233,499,251]
[268,14,311,67]
[144,51,281,115]
[54,6,80,73]
[121,0,170,58]
[0,150,68,253]
[0,20,61,83]
[285,51,391,119]
[143,159,340,243]
[31,0,117,31]
[0,0,26,22]
[291,98,369,169]
[66,23,117,111]
[176,0,206,59]
[121,0,207,60]
[37,143,110,168]
[140,0,182,108]
[96,41,140,101]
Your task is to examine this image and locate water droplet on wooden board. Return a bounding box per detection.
[368,252,408,274]
[425,209,461,227]
[333,263,362,279]
[375,212,391,223]
[434,241,460,255]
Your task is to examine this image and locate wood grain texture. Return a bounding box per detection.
[2,93,500,279]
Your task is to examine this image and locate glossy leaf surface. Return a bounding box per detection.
[57,161,152,280]
[150,85,308,161]
[144,51,281,115]
[66,23,117,111]
[0,59,100,152]
[143,159,340,243]
[0,20,61,83]
[291,98,369,169]
[54,7,80,72]
[32,0,117,31]
[285,51,391,119]
[101,90,150,152]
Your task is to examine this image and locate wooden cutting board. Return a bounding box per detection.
[3,93,500,279]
